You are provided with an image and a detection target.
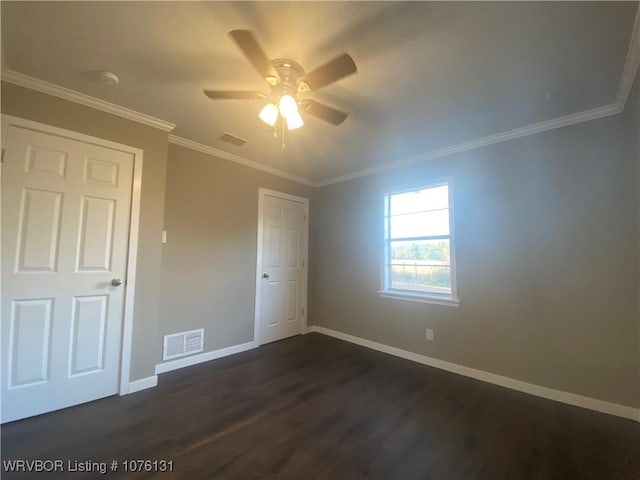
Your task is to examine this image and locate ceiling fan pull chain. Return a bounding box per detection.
[281,117,286,149]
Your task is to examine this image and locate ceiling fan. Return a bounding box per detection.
[204,30,357,132]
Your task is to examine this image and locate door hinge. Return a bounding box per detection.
[301,308,305,316]
[1,148,5,163]
[303,213,307,221]
[302,260,305,267]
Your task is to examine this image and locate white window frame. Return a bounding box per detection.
[379,179,460,307]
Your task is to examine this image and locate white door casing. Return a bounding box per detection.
[255,189,308,345]
[1,116,143,423]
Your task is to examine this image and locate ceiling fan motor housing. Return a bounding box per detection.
[271,58,308,94]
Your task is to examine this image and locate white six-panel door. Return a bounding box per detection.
[1,124,134,423]
[258,192,307,344]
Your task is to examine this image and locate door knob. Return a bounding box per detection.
[262,273,270,278]
[111,278,123,287]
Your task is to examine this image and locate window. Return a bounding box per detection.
[381,181,459,306]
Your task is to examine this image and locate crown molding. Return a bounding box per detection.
[317,6,640,187]
[4,5,638,188]
[1,69,176,132]
[616,5,640,109]
[168,134,316,187]
[315,102,622,187]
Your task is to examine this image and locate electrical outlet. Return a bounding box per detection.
[426,328,434,341]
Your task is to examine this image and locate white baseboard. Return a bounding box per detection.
[308,326,640,422]
[155,340,258,375]
[127,375,158,394]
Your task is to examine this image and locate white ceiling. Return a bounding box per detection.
[2,2,638,184]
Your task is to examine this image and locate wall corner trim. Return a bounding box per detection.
[155,340,258,375]
[126,375,158,394]
[616,5,640,109]
[307,326,640,422]
[1,69,176,132]
[168,134,316,187]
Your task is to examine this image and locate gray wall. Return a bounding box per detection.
[3,77,637,409]
[158,144,311,354]
[1,82,168,381]
[309,75,640,408]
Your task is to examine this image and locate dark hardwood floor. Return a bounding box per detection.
[2,332,639,479]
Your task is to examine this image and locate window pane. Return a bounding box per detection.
[389,264,451,295]
[389,185,448,216]
[389,239,452,295]
[390,209,449,238]
[390,239,450,264]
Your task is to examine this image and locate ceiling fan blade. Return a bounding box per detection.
[204,90,266,100]
[301,53,357,91]
[228,29,273,80]
[301,99,349,125]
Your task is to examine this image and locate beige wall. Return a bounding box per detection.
[158,144,310,354]
[309,75,640,408]
[1,82,168,381]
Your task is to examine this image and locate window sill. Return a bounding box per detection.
[378,290,461,307]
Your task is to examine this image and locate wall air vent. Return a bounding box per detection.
[219,132,247,146]
[163,328,204,361]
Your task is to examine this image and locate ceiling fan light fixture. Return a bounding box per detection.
[258,103,278,127]
[204,30,357,134]
[279,94,298,118]
[286,110,304,130]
